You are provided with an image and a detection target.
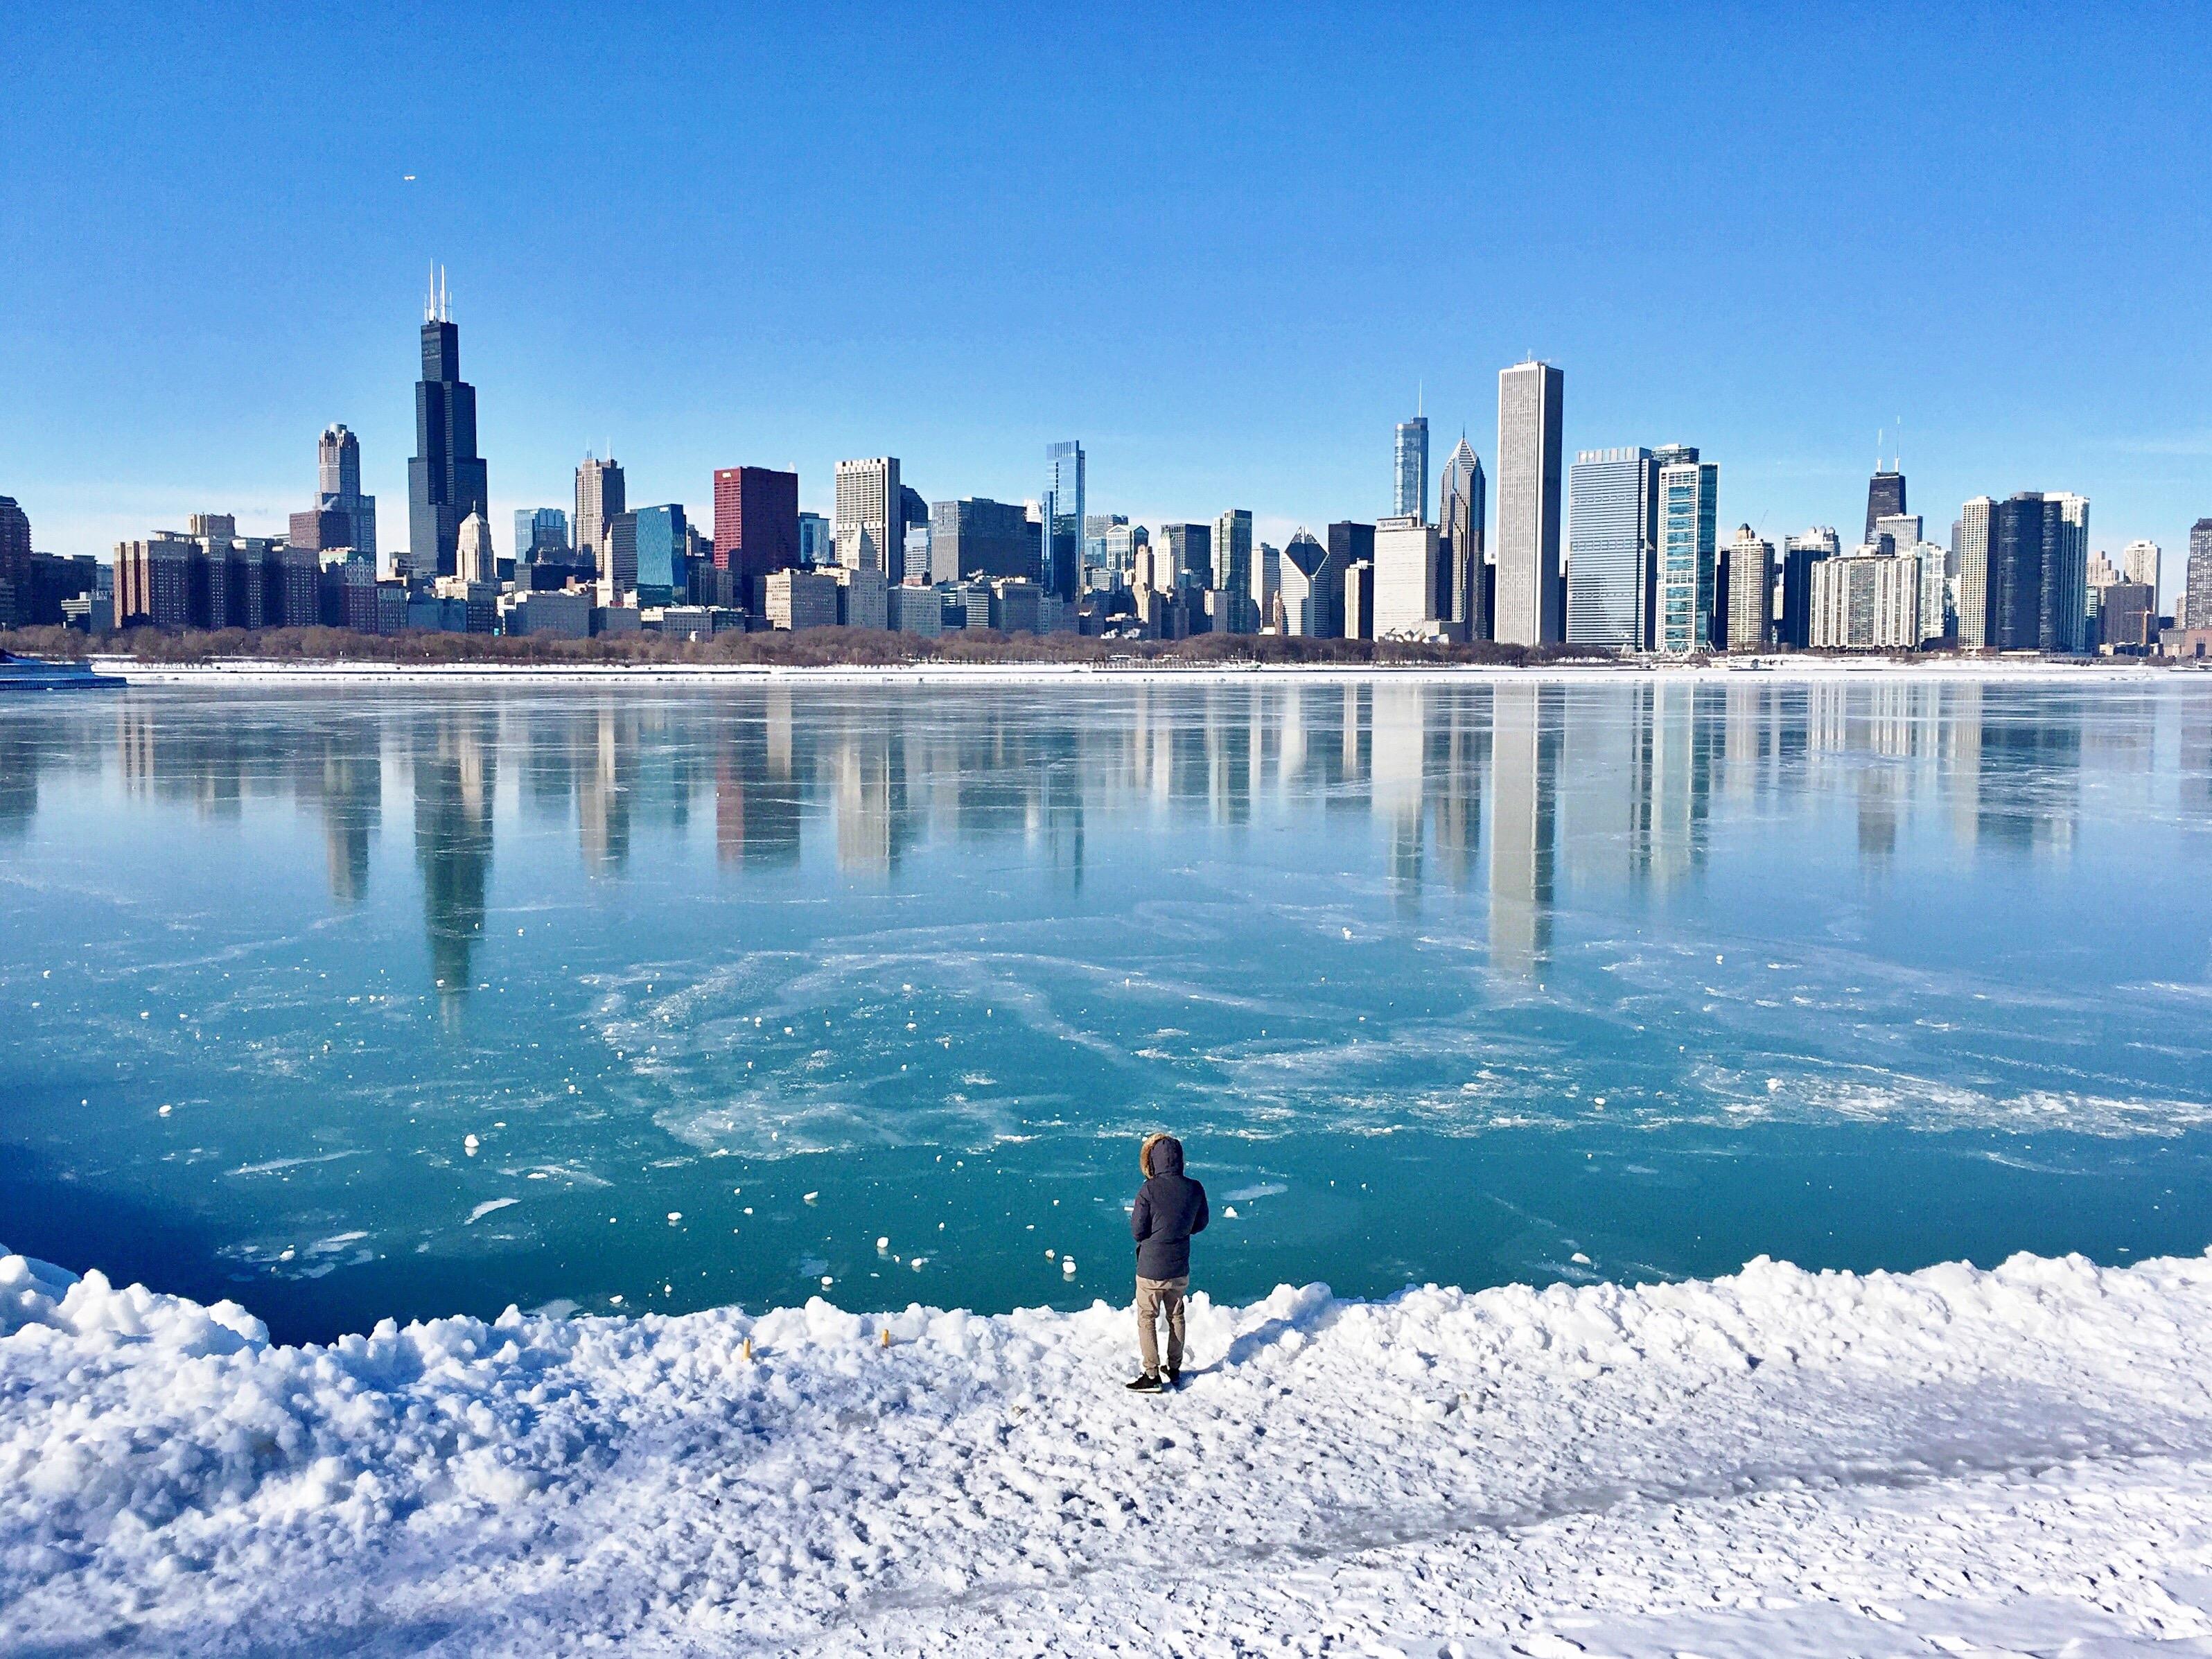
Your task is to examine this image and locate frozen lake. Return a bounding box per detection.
[5,675,2211,1342]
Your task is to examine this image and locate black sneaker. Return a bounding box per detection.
[1163,1367,1181,1388]
[1125,1373,1163,1392]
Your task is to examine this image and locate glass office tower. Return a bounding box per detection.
[1565,447,1656,650]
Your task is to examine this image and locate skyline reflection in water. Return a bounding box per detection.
[2,676,2209,1344]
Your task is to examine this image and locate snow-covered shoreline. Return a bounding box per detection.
[89,654,2183,690]
[6,1246,2211,1656]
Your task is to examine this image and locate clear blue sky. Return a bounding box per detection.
[4,3,2208,595]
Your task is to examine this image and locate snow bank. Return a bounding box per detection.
[6,1245,2212,1655]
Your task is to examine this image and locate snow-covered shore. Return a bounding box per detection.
[91,654,2182,689]
[6,1249,2212,1656]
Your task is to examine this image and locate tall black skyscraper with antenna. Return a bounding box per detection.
[1863,429,1906,546]
[408,267,489,577]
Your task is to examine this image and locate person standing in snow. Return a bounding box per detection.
[1127,1131,1208,1392]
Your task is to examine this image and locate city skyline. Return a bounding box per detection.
[3,10,2206,592]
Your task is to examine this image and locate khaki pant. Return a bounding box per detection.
[1136,1274,1188,1376]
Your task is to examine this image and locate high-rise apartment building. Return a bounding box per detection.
[1914,541,1952,643]
[317,424,376,560]
[1779,527,1839,649]
[2042,493,2090,654]
[1372,515,1439,638]
[1726,526,1773,651]
[0,496,30,620]
[1653,444,1718,653]
[1213,509,1254,604]
[0,495,30,622]
[2188,520,2212,633]
[712,466,799,606]
[1438,434,1486,640]
[1495,360,1564,646]
[1394,413,1428,520]
[1865,466,1906,545]
[834,458,901,577]
[1990,493,2048,651]
[575,454,625,570]
[1810,550,1920,650]
[1956,498,1996,647]
[1042,441,1085,602]
[1872,511,1922,556]
[407,271,489,577]
[1565,447,1656,651]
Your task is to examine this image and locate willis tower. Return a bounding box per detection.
[409,267,489,577]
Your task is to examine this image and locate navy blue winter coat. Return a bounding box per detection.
[1130,1135,1209,1280]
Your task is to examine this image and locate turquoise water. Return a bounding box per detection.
[4,675,2211,1344]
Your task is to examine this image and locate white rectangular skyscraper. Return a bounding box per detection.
[834,457,901,577]
[1495,360,1564,646]
[1565,447,1655,650]
[1371,515,1439,638]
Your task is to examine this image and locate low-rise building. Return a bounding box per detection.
[506,589,591,638]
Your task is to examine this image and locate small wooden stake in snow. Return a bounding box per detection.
[741,1335,753,1362]
[879,1327,892,1349]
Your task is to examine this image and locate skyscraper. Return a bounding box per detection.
[712,466,799,606]
[1372,516,1439,638]
[1159,523,1212,591]
[1277,529,1344,637]
[834,458,901,576]
[1394,412,1428,520]
[1565,447,1656,651]
[1726,526,1773,651]
[2188,520,2212,633]
[928,498,1033,582]
[0,496,31,620]
[317,424,377,560]
[457,511,496,586]
[1956,498,1996,647]
[1495,360,1564,647]
[1213,509,1254,602]
[407,270,489,577]
[1042,441,1085,602]
[1865,462,1906,545]
[1991,493,2047,651]
[2043,493,2090,654]
[1779,527,1839,649]
[1653,444,1719,653]
[1438,435,1486,640]
[514,507,569,563]
[1872,512,1922,556]
[2123,539,2162,600]
[574,454,625,569]
[633,504,689,606]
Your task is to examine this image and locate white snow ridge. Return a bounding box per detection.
[6,1247,2212,1656]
